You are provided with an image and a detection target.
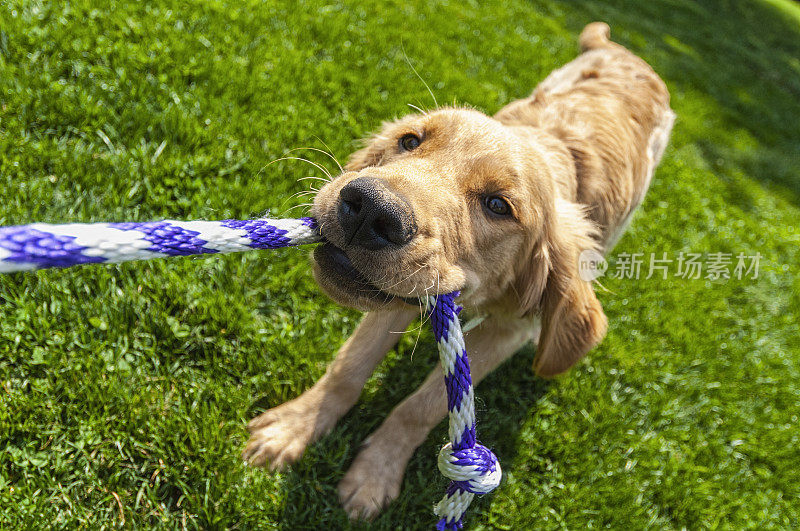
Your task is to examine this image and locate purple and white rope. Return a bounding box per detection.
[426,292,502,530]
[0,216,501,528]
[0,217,319,272]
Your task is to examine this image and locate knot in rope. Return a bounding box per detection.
[437,441,502,494]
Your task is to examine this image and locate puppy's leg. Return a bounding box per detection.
[338,318,538,520]
[243,307,417,470]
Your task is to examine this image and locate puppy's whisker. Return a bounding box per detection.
[253,162,271,182]
[388,295,426,338]
[402,288,429,336]
[284,188,318,203]
[410,273,437,338]
[407,103,427,115]
[379,261,426,291]
[284,202,314,214]
[416,277,436,295]
[417,271,440,329]
[279,192,310,212]
[409,317,424,362]
[379,264,425,292]
[268,156,333,180]
[402,293,429,362]
[411,276,434,295]
[401,43,438,110]
[593,279,615,295]
[287,146,341,177]
[310,139,345,173]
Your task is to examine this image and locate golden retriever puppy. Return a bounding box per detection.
[243,22,675,519]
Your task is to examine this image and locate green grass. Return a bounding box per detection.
[1,0,799,528]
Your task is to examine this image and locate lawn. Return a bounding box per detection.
[1,0,799,528]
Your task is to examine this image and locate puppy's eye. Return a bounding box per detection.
[399,133,421,151]
[483,195,512,217]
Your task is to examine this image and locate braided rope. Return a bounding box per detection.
[425,292,501,530]
[0,217,501,528]
[0,217,319,272]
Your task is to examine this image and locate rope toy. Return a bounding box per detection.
[426,292,502,530]
[0,216,501,528]
[0,218,319,271]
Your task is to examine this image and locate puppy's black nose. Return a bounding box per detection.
[338,177,417,250]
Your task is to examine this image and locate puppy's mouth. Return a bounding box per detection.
[313,241,401,305]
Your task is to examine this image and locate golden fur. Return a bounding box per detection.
[243,23,675,519]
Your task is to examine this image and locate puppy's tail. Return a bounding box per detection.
[579,22,613,51]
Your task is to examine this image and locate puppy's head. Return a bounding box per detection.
[312,108,606,376]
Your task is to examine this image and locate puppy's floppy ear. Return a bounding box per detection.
[517,198,608,377]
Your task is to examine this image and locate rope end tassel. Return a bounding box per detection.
[1,217,501,528]
[426,293,502,530]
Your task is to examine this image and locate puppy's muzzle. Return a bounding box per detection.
[337,177,417,250]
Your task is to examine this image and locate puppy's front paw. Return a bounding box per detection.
[242,399,319,471]
[338,439,406,521]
